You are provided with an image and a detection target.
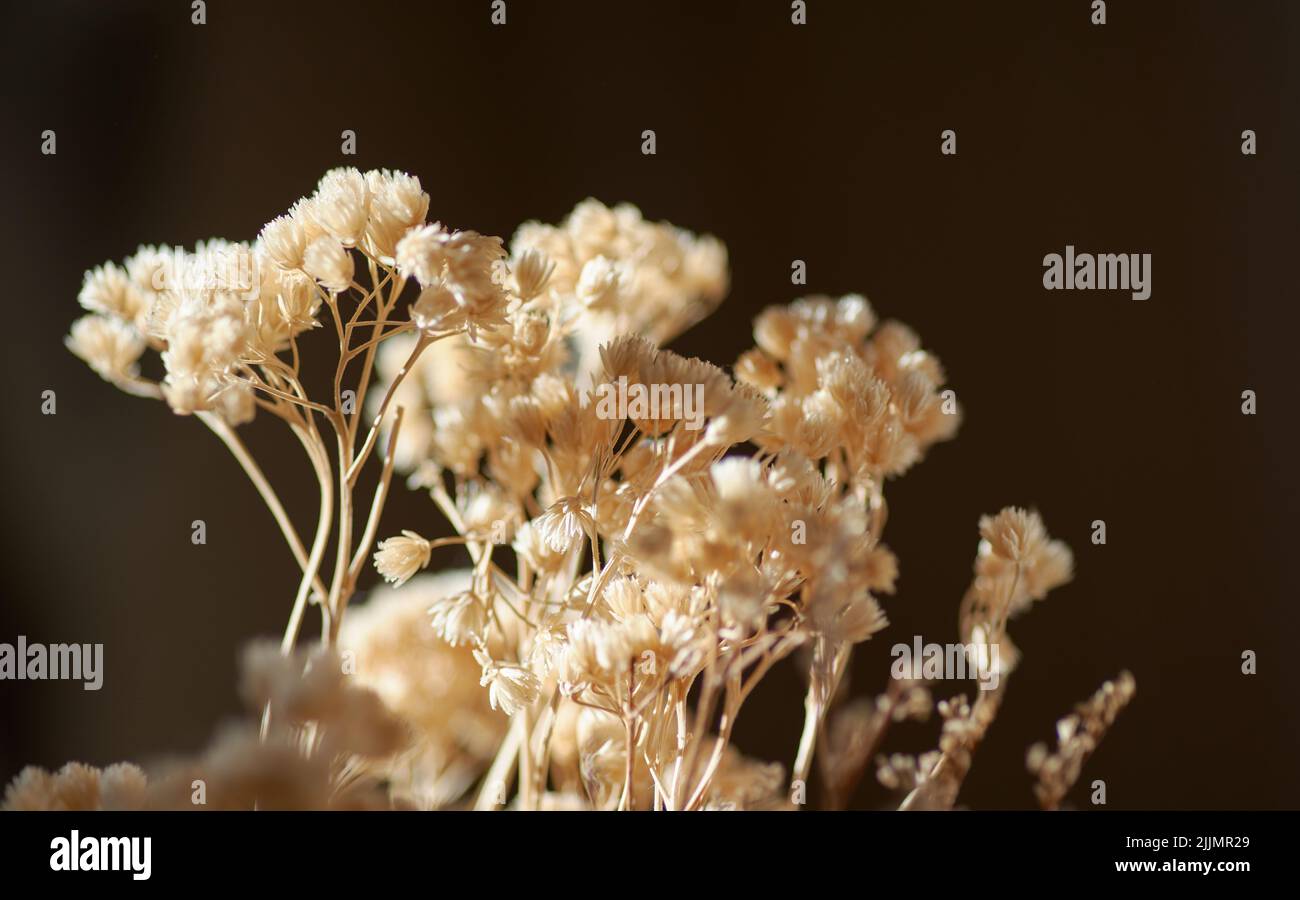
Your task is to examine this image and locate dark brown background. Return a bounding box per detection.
[1,0,1296,809]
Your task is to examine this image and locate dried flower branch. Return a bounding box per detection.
[7,170,1136,812]
[1027,671,1137,810]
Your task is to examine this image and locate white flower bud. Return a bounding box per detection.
[302,236,354,293]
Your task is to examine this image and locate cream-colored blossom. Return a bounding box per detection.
[373,530,432,587]
[78,262,146,321]
[395,223,447,287]
[260,212,308,270]
[534,496,596,553]
[364,169,429,260]
[428,590,488,647]
[979,507,1048,564]
[312,167,371,247]
[65,314,145,382]
[474,651,540,716]
[510,248,554,300]
[302,235,354,292]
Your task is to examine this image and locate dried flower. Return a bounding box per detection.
[38,172,1135,814]
[78,262,146,322]
[511,248,554,300]
[428,589,488,647]
[979,507,1048,564]
[364,169,429,260]
[395,223,447,287]
[1027,671,1136,810]
[374,530,432,587]
[65,314,145,382]
[474,650,540,716]
[534,496,596,553]
[303,235,354,292]
[260,212,308,271]
[311,167,371,247]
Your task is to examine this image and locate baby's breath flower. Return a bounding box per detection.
[395,223,447,287]
[734,348,783,393]
[312,167,371,247]
[861,545,900,594]
[512,520,563,572]
[1027,671,1136,810]
[511,248,554,300]
[601,577,646,622]
[599,334,656,382]
[576,255,622,310]
[213,379,256,426]
[125,245,172,293]
[428,590,488,647]
[78,262,146,322]
[657,610,706,677]
[65,314,145,382]
[364,169,429,260]
[979,507,1047,564]
[460,483,517,538]
[1024,539,1074,600]
[561,619,629,687]
[534,496,596,553]
[246,265,319,353]
[717,566,769,630]
[834,593,889,644]
[373,530,433,587]
[302,235,354,293]
[709,457,779,541]
[474,650,540,716]
[704,383,769,446]
[409,282,457,333]
[260,213,308,270]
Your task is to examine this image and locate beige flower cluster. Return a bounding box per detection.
[19,169,1133,811]
[3,762,147,811]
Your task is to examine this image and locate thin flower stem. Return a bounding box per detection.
[281,422,334,654]
[197,411,327,600]
[260,420,334,740]
[346,332,432,486]
[241,377,338,420]
[112,376,163,400]
[677,632,723,809]
[685,707,735,810]
[790,641,849,792]
[791,687,823,793]
[325,431,354,647]
[348,270,407,440]
[344,321,412,362]
[474,713,524,810]
[346,265,394,330]
[346,406,405,584]
[519,706,535,811]
[619,668,637,811]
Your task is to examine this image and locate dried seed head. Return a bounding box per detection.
[474,651,540,716]
[979,507,1048,564]
[302,235,354,292]
[374,530,433,587]
[428,590,488,648]
[311,167,372,247]
[65,314,145,382]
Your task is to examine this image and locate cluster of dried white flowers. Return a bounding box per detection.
[8,169,1133,811]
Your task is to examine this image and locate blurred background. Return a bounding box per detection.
[1,0,1297,809]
